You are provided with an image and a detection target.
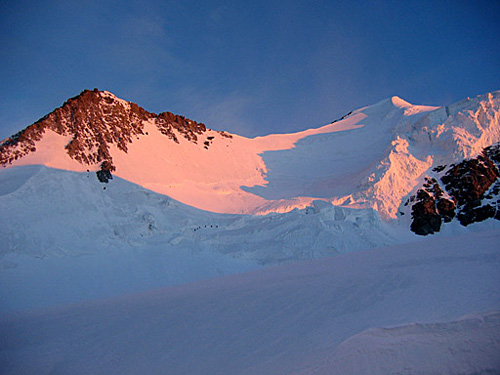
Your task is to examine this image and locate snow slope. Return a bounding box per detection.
[1,230,499,375]
[3,90,498,218]
[0,165,402,312]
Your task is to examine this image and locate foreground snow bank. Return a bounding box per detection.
[326,311,500,375]
[1,230,499,375]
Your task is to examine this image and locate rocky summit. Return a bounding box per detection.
[0,89,218,176]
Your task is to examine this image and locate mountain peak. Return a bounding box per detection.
[0,89,212,173]
[390,96,412,108]
[60,88,122,106]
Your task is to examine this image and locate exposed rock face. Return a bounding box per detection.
[409,178,456,235]
[155,111,207,144]
[96,168,113,183]
[441,153,498,208]
[436,197,456,223]
[409,143,500,234]
[0,89,211,175]
[410,189,442,235]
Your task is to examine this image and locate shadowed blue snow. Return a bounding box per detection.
[1,230,499,374]
[0,165,403,312]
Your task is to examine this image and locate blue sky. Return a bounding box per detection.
[1,0,499,139]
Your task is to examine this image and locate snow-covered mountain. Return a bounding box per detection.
[1,89,500,304]
[1,89,500,374]
[2,89,499,220]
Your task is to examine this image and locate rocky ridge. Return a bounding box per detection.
[0,89,229,178]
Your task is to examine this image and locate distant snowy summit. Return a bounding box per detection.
[1,89,500,234]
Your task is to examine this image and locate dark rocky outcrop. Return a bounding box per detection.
[436,197,456,223]
[457,204,495,226]
[440,148,499,227]
[409,143,500,235]
[410,189,442,235]
[440,152,498,207]
[331,111,353,124]
[410,178,456,235]
[155,111,207,144]
[96,160,114,183]
[218,131,233,139]
[96,169,113,183]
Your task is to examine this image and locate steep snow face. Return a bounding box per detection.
[408,91,500,162]
[351,91,500,219]
[1,230,499,375]
[1,90,499,219]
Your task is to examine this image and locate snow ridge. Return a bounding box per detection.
[1,90,500,374]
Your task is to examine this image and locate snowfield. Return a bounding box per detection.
[1,230,499,375]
